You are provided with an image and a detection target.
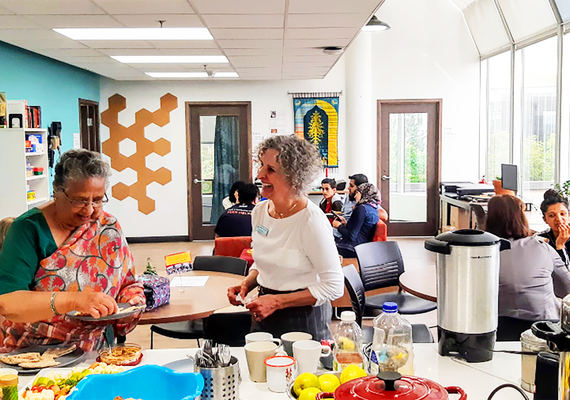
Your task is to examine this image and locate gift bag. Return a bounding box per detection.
[139,275,170,311]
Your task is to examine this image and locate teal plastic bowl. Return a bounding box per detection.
[66,364,204,400]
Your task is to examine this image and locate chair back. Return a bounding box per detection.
[496,316,537,341]
[342,264,365,326]
[214,236,252,258]
[354,241,404,291]
[372,220,387,242]
[193,255,247,276]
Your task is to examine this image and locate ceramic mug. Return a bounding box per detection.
[244,341,286,382]
[293,340,332,374]
[245,332,282,347]
[281,331,313,357]
[265,355,297,393]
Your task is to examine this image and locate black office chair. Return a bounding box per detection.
[496,316,552,341]
[203,312,252,347]
[354,241,437,316]
[150,256,248,349]
[343,264,433,343]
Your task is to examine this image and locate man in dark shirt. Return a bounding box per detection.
[319,178,343,225]
[215,183,258,237]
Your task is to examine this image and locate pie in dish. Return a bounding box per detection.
[99,344,142,365]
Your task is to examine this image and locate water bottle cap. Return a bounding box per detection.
[340,311,356,322]
[382,302,398,313]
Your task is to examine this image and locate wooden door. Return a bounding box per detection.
[378,100,442,236]
[186,102,251,240]
[79,99,100,152]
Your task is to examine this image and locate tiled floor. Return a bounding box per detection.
[127,237,437,349]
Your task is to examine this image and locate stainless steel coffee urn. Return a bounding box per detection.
[425,229,502,362]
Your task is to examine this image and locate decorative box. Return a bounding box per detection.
[139,275,170,311]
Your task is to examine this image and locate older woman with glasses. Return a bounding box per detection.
[0,149,144,352]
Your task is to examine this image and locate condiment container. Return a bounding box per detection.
[0,374,18,400]
[520,329,549,393]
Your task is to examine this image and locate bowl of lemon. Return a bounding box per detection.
[287,365,368,400]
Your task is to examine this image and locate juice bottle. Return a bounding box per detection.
[333,311,364,371]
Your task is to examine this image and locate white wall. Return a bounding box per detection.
[100,62,346,237]
[368,0,481,183]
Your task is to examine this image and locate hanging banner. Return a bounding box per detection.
[293,96,339,169]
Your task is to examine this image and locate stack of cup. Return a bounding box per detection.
[244,332,288,388]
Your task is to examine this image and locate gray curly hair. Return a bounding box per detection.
[257,135,321,195]
[53,149,111,192]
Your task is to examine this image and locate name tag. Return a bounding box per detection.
[256,225,269,236]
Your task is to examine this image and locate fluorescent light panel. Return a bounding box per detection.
[214,72,239,78]
[146,72,208,78]
[112,55,228,64]
[54,28,212,41]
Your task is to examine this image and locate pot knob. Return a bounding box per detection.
[377,371,402,391]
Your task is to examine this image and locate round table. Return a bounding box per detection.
[139,270,244,325]
[399,267,437,303]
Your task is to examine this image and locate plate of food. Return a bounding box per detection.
[66,303,145,322]
[0,344,85,374]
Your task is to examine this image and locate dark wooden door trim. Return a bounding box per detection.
[185,102,252,241]
[377,99,442,236]
[78,99,100,152]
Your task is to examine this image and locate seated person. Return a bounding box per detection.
[222,180,246,210]
[333,183,380,258]
[319,178,343,224]
[215,183,259,237]
[340,173,388,222]
[538,189,570,266]
[486,195,570,321]
[0,149,145,352]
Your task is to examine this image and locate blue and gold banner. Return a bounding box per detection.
[293,96,339,168]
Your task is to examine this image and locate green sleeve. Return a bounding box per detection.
[0,209,57,295]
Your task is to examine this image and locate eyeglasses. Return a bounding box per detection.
[62,190,109,209]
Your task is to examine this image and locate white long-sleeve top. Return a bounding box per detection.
[249,199,344,306]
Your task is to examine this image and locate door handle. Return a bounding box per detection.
[193,178,204,184]
[381,175,390,181]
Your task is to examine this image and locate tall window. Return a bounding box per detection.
[516,37,557,205]
[486,52,511,181]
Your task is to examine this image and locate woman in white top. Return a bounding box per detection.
[227,135,344,340]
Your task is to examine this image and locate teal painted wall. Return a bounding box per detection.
[0,41,100,152]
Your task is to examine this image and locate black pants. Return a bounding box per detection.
[251,286,333,341]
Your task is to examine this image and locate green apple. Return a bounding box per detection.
[318,374,340,392]
[293,373,320,397]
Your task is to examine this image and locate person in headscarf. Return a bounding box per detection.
[333,182,380,257]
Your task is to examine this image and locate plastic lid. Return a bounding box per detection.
[520,329,549,350]
[0,374,18,387]
[340,311,356,322]
[434,229,500,246]
[382,302,398,313]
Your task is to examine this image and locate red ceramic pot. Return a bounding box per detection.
[316,371,466,400]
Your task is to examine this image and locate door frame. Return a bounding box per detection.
[78,99,100,152]
[185,101,252,241]
[377,99,442,236]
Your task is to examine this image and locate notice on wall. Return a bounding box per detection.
[73,133,81,149]
[269,110,287,135]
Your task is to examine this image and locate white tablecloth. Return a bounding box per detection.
[19,343,530,400]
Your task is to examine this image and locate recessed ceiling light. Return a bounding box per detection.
[112,55,228,64]
[214,72,239,78]
[146,72,209,78]
[54,28,213,41]
[361,16,390,32]
[322,47,344,55]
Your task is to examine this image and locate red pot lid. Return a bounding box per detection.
[333,372,450,400]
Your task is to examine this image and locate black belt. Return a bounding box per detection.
[258,286,306,296]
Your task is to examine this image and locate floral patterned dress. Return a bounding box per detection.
[0,212,144,352]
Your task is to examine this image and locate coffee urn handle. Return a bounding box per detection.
[424,239,451,255]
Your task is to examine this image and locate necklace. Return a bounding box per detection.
[272,199,301,219]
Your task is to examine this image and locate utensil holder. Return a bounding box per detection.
[196,356,241,400]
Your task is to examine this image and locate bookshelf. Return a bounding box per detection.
[0,128,49,220]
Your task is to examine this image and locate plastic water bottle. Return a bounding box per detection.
[332,311,364,372]
[370,302,414,375]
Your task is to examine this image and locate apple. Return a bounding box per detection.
[293,373,320,397]
[318,374,340,392]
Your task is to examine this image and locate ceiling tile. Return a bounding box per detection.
[58,55,118,63]
[283,47,329,56]
[288,0,382,14]
[224,48,282,56]
[148,40,219,49]
[284,38,350,48]
[0,5,14,14]
[0,0,105,15]
[209,28,283,40]
[287,13,368,28]
[3,38,88,49]
[217,39,282,49]
[285,55,337,63]
[27,15,122,28]
[158,48,225,55]
[201,14,284,28]
[191,0,286,14]
[229,56,282,67]
[0,16,43,28]
[0,29,63,40]
[96,48,164,56]
[93,0,195,14]
[35,48,106,57]
[113,14,203,28]
[79,40,155,49]
[285,27,358,40]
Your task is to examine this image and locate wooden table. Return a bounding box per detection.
[399,267,437,302]
[139,271,244,325]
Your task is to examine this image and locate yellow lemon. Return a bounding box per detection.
[293,373,320,397]
[318,374,341,392]
[340,365,367,384]
[299,387,322,400]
